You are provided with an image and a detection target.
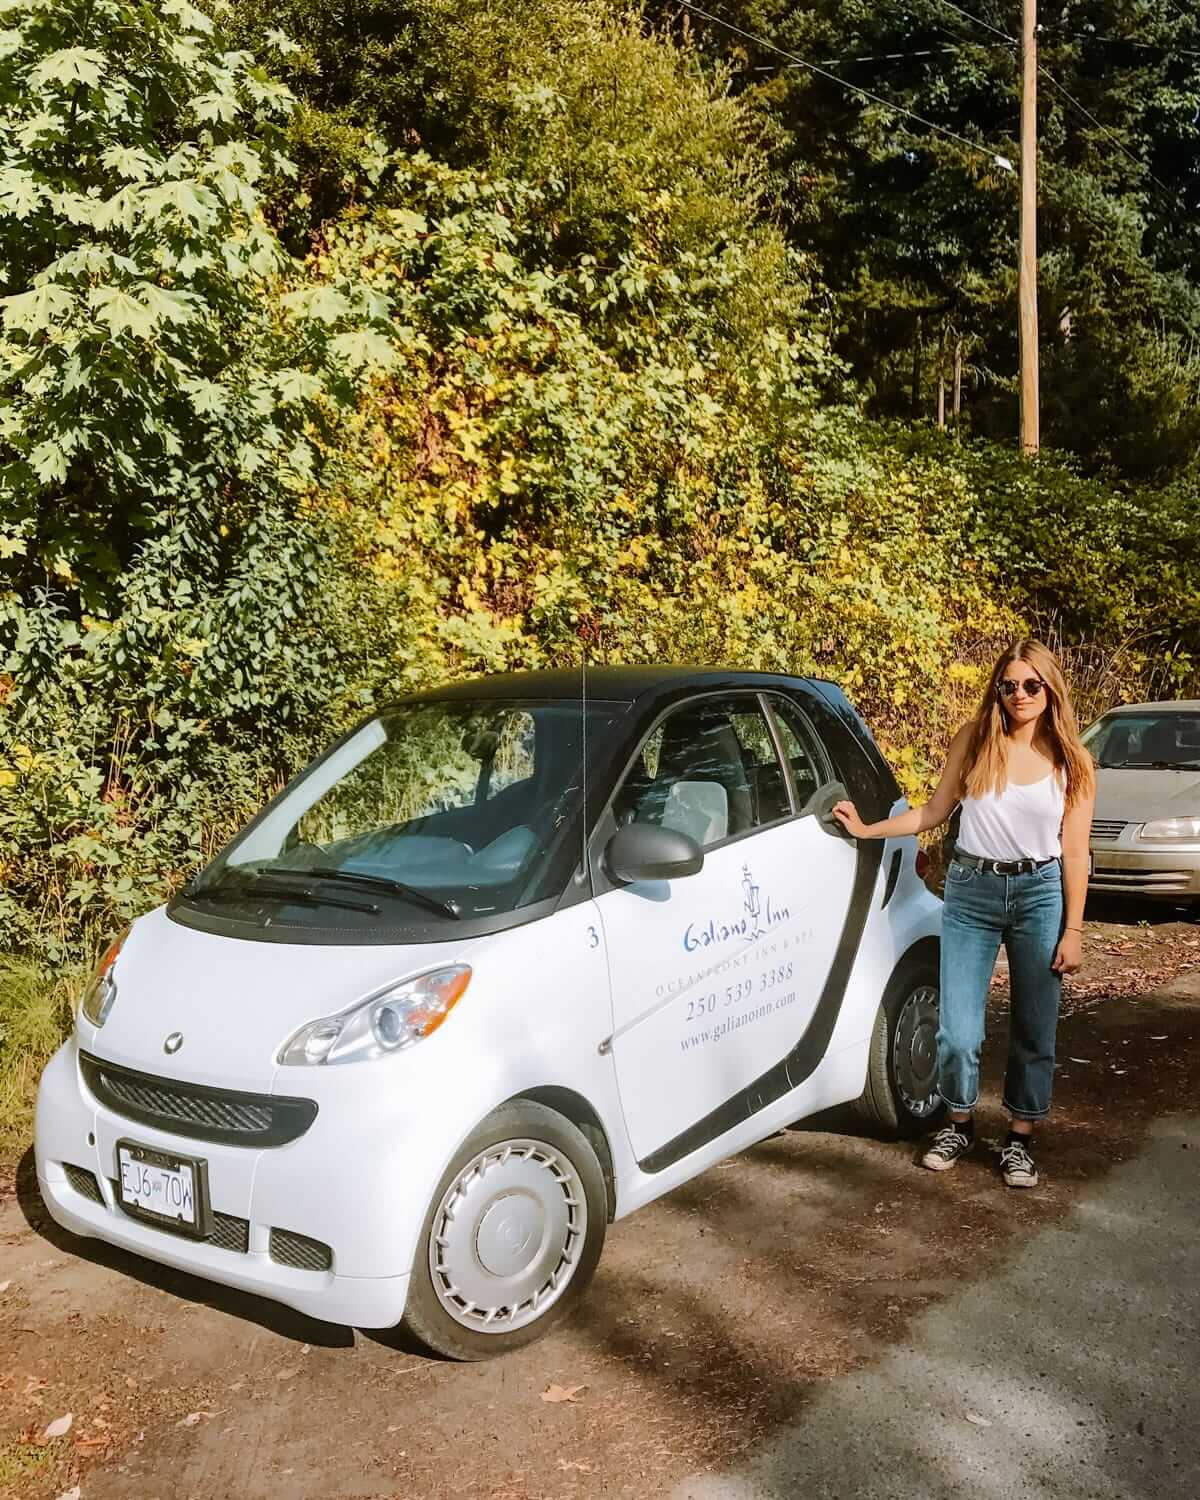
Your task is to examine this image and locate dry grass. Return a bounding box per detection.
[0,956,81,1159]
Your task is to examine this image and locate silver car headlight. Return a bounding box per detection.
[78,932,127,1028]
[1138,816,1200,843]
[278,964,472,1066]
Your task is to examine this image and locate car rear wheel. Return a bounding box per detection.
[851,957,945,1139]
[400,1100,607,1360]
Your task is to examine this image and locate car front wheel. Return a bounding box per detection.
[851,957,944,1139]
[400,1100,608,1360]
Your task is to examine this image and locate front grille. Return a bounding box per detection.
[210,1212,250,1254]
[270,1227,333,1272]
[106,1178,250,1251]
[1090,866,1193,893]
[1090,819,1128,843]
[80,1052,317,1148]
[63,1163,104,1203]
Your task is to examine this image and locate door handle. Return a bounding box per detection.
[802,780,853,838]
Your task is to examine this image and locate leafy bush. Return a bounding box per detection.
[0,0,1196,1147]
[0,0,398,960]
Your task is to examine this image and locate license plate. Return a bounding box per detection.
[116,1142,210,1236]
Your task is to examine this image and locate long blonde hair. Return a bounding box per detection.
[963,640,1095,812]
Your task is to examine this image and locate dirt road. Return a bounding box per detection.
[2,906,1197,1500]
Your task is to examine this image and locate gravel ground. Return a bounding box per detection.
[1,899,1197,1500]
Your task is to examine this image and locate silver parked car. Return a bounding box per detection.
[1082,700,1200,905]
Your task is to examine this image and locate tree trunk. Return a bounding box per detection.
[937,325,946,428]
[911,314,922,421]
[953,337,963,440]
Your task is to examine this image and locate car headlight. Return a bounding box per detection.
[78,933,127,1028]
[1139,816,1200,842]
[278,964,472,1066]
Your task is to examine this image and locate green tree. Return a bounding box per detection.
[655,0,1200,477]
[0,0,392,632]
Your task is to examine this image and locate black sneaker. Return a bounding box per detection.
[921,1122,974,1172]
[1000,1137,1039,1188]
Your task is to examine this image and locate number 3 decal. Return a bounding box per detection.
[587,925,600,949]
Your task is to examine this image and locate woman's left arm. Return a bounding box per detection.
[1053,790,1096,974]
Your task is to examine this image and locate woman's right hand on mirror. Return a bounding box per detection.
[831,800,869,839]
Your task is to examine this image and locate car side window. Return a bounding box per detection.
[767,696,831,810]
[613,696,788,848]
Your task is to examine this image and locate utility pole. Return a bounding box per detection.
[1019,0,1040,456]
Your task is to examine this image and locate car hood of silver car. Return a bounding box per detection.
[1094,766,1200,822]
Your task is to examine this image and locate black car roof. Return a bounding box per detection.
[405,666,834,705]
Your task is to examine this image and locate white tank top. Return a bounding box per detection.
[958,771,1065,862]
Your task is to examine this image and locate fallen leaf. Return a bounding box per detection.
[541,1383,586,1404]
[275,1365,301,1381]
[964,1411,992,1427]
[176,1411,213,1428]
[43,1413,73,1440]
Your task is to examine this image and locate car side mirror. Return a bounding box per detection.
[604,824,704,884]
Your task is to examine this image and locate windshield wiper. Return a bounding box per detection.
[233,864,462,919]
[303,866,463,919]
[189,876,379,915]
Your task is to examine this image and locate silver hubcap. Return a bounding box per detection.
[893,984,940,1116]
[429,1139,587,1332]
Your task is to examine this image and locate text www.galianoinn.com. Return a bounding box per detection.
[680,989,799,1051]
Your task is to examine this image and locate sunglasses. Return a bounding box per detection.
[997,677,1046,699]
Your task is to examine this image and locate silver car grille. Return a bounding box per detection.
[1090,819,1128,843]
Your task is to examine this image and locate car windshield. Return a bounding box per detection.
[188,698,627,925]
[1082,711,1200,770]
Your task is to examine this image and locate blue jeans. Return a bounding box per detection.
[937,857,1064,1121]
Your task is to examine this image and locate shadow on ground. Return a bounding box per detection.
[2,984,1198,1499]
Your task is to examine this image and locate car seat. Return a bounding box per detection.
[637,707,754,841]
[661,779,729,846]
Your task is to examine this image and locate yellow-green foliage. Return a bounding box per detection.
[0,957,80,1153]
[1,3,1197,1151]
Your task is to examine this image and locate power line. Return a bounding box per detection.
[933,0,1010,44]
[1036,68,1176,200]
[1039,28,1200,59]
[1160,0,1198,31]
[675,0,1017,172]
[925,0,1180,204]
[737,41,1013,72]
[812,43,1011,65]
[932,0,1200,58]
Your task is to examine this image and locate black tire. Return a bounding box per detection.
[400,1100,607,1361]
[850,956,945,1139]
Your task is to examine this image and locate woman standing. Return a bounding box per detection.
[833,641,1095,1188]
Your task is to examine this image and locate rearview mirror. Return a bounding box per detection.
[604,824,704,884]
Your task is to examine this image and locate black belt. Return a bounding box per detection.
[954,851,1059,876]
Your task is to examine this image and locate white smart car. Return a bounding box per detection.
[36,668,942,1359]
